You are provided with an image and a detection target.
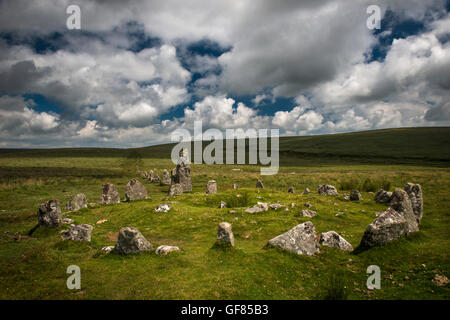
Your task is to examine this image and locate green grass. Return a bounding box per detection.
[0,127,449,300]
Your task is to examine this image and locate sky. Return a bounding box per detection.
[0,0,449,148]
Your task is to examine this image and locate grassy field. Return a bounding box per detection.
[0,127,449,299]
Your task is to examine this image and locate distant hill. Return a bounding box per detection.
[1,127,449,165]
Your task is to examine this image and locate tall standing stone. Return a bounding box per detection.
[160,169,171,186]
[125,179,148,201]
[206,180,217,194]
[101,183,120,204]
[65,193,87,211]
[37,200,62,228]
[404,183,423,224]
[171,148,192,192]
[390,188,419,233]
[215,222,235,247]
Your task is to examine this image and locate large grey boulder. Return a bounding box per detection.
[206,180,217,194]
[404,183,423,224]
[390,188,419,233]
[65,193,87,211]
[350,190,363,201]
[62,224,93,242]
[37,200,62,228]
[168,183,183,196]
[215,222,235,247]
[374,189,392,203]
[256,180,264,188]
[114,227,153,255]
[125,179,148,201]
[359,207,409,248]
[266,221,320,255]
[101,183,120,204]
[171,148,192,192]
[320,231,353,251]
[318,184,338,196]
[160,169,171,186]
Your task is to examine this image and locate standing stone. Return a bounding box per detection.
[390,188,419,233]
[350,190,363,201]
[171,149,192,192]
[62,224,93,242]
[125,179,148,201]
[404,183,423,224]
[219,201,228,208]
[266,221,320,255]
[374,189,392,203]
[114,227,153,255]
[168,183,183,196]
[256,180,264,188]
[359,207,409,248]
[148,170,154,182]
[206,180,217,194]
[65,193,87,211]
[160,169,171,186]
[288,186,295,193]
[232,184,240,189]
[215,222,235,247]
[320,231,353,251]
[318,184,339,196]
[101,183,120,204]
[37,200,62,228]
[153,173,160,183]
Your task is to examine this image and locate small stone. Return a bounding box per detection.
[228,210,237,214]
[37,200,62,228]
[155,245,181,255]
[155,204,171,212]
[304,203,312,208]
[114,227,152,255]
[245,202,269,213]
[232,184,240,189]
[291,203,296,208]
[303,188,310,195]
[96,219,108,224]
[269,203,284,210]
[432,275,449,286]
[219,201,228,208]
[206,180,217,194]
[65,194,87,211]
[343,193,349,200]
[101,246,114,253]
[288,186,295,193]
[374,189,392,203]
[301,209,317,217]
[62,218,73,224]
[215,222,235,247]
[317,184,339,196]
[62,224,93,242]
[101,183,120,204]
[256,180,264,188]
[350,190,363,201]
[168,183,183,196]
[319,231,353,251]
